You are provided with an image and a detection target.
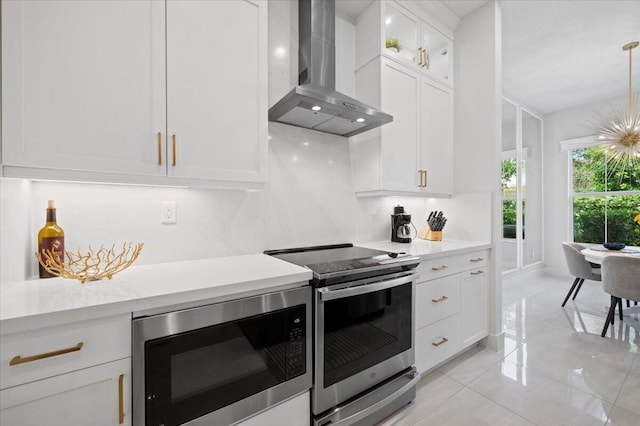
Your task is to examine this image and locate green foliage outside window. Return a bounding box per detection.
[574,195,640,245]
[572,146,640,245]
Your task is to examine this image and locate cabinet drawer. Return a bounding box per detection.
[1,314,130,389]
[415,314,461,373]
[0,358,131,426]
[416,256,460,281]
[415,274,460,328]
[459,250,489,270]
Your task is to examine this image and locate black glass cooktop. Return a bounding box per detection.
[265,243,420,284]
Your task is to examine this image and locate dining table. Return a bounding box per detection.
[581,244,640,315]
[581,244,640,265]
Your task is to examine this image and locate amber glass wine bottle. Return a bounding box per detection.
[38,200,65,278]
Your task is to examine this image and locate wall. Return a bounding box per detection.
[0,2,492,284]
[543,93,628,271]
[454,0,502,348]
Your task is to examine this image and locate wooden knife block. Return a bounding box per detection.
[418,224,442,241]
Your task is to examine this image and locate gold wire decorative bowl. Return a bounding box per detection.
[36,242,144,284]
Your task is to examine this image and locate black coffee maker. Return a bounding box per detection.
[391,205,413,243]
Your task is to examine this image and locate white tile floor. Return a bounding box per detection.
[378,271,640,426]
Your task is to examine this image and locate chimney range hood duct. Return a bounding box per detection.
[268,0,392,138]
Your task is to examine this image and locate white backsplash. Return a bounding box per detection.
[0,2,492,284]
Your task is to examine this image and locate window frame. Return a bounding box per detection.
[567,143,640,243]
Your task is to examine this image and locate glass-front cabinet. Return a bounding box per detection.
[356,1,453,87]
[382,3,419,65]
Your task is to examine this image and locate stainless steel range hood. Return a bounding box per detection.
[268,0,392,138]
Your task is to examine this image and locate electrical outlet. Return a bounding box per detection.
[161,201,177,224]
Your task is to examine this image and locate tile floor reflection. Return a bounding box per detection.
[378,271,640,425]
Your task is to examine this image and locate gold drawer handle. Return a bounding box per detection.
[431,295,449,303]
[431,265,448,271]
[118,374,125,424]
[10,342,84,366]
[470,258,484,262]
[470,270,484,275]
[432,337,449,347]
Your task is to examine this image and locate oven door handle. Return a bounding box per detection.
[318,273,416,301]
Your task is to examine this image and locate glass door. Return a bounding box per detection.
[502,99,518,273]
[522,110,543,267]
[501,98,544,274]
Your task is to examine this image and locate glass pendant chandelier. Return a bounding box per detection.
[596,41,640,169]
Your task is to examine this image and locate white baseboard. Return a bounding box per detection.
[481,331,504,351]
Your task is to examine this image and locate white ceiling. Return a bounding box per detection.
[501,0,640,114]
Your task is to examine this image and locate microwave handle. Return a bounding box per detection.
[318,273,415,301]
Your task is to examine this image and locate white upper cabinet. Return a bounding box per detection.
[165,0,267,183]
[1,0,267,188]
[351,1,454,197]
[1,0,166,178]
[419,78,453,195]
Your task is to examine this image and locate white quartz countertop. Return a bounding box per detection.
[358,239,491,259]
[0,254,312,335]
[1,239,491,335]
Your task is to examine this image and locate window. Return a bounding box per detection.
[570,146,640,245]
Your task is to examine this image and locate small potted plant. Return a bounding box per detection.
[385,37,401,53]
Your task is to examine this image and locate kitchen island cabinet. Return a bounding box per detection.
[1,0,267,189]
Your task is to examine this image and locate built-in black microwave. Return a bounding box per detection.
[132,286,311,426]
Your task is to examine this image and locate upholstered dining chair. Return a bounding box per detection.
[600,256,640,337]
[561,242,602,307]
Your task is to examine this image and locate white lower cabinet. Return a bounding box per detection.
[0,314,131,425]
[461,267,488,346]
[0,358,131,426]
[415,313,461,372]
[414,251,489,374]
[233,391,310,426]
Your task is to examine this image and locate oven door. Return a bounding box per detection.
[313,271,415,415]
[133,286,311,426]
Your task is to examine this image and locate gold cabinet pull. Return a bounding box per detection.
[431,265,448,271]
[9,342,83,366]
[431,295,448,303]
[118,374,125,424]
[470,258,484,262]
[417,47,424,66]
[422,48,429,69]
[470,270,484,275]
[432,337,449,347]
[171,134,177,166]
[418,170,427,188]
[157,132,162,165]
